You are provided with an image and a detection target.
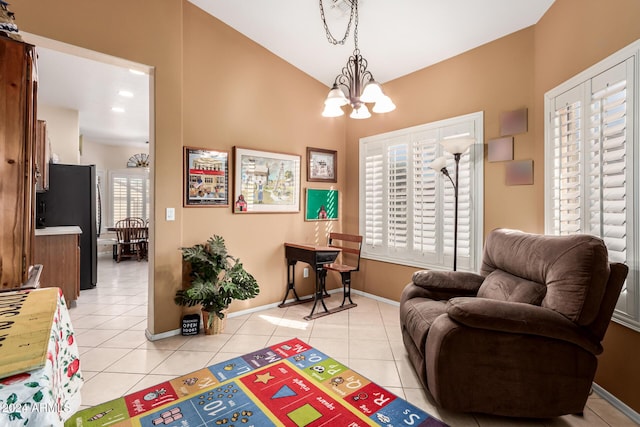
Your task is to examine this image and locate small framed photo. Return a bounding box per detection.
[183,147,229,207]
[307,147,337,183]
[305,188,339,221]
[233,147,301,213]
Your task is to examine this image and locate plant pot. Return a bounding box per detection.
[201,309,226,335]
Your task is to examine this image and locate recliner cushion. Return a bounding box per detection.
[481,229,610,325]
[478,270,546,305]
[399,297,448,356]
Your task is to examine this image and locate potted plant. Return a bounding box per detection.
[174,235,259,334]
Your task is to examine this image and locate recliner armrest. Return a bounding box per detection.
[446,297,602,354]
[410,270,484,299]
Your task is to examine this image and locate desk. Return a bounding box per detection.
[0,288,83,426]
[281,243,341,320]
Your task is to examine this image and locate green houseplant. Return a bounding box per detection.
[174,235,259,334]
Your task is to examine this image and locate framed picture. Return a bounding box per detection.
[307,147,337,182]
[305,188,339,221]
[183,147,229,207]
[233,147,301,213]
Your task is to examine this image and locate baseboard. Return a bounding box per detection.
[592,382,640,424]
[144,288,345,341]
[350,288,400,307]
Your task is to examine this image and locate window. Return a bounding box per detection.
[544,39,639,331]
[359,112,484,271]
[109,169,150,226]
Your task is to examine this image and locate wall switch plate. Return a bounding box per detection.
[303,268,309,278]
[166,207,175,221]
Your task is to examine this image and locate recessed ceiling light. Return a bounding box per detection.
[129,69,145,76]
[111,107,125,113]
[118,90,134,98]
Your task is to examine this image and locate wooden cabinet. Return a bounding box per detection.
[0,35,37,290]
[35,120,49,191]
[34,227,81,304]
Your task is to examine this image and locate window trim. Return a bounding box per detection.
[358,111,484,272]
[544,39,640,332]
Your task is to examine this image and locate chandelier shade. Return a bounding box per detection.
[320,0,395,119]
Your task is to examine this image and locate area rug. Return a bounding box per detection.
[65,337,447,426]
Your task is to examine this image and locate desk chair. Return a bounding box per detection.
[323,233,362,307]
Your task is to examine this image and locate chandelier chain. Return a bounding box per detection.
[319,0,358,47]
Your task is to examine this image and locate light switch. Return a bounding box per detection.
[166,207,175,221]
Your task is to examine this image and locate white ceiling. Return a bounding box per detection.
[33,0,554,144]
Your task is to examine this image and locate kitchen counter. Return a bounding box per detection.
[35,225,82,236]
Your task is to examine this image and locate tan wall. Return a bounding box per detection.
[533,0,640,413]
[12,0,640,412]
[37,104,80,164]
[14,0,185,335]
[180,4,346,312]
[14,0,345,335]
[345,27,537,300]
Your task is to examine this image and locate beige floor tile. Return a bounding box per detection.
[81,372,145,406]
[80,347,132,371]
[103,348,174,374]
[348,339,394,361]
[100,330,149,348]
[218,334,270,354]
[138,334,192,350]
[150,350,216,376]
[94,315,147,330]
[395,358,422,388]
[308,337,349,359]
[347,358,402,388]
[72,314,117,329]
[75,328,123,347]
[178,333,231,352]
[234,319,278,336]
[70,255,633,426]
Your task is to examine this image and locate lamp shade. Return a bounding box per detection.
[440,137,475,155]
[429,156,448,172]
[324,84,349,107]
[372,95,396,113]
[350,104,371,119]
[322,103,345,117]
[360,80,384,103]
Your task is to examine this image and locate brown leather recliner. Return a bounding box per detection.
[399,228,628,418]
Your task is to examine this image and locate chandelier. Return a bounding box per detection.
[320,0,396,119]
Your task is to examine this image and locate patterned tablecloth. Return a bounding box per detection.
[0,288,83,426]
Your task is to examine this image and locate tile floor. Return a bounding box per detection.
[68,254,638,426]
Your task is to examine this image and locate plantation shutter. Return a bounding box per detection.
[110,172,149,225]
[550,85,584,236]
[363,145,384,248]
[587,63,629,264]
[412,131,439,256]
[112,176,129,224]
[388,142,408,250]
[546,52,637,325]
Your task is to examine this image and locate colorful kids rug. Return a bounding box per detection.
[65,338,447,427]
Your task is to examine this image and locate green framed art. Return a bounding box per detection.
[305,188,338,221]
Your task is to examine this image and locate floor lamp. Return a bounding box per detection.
[429,138,475,271]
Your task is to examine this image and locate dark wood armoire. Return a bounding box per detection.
[0,34,38,289]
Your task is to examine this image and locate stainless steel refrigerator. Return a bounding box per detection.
[38,163,98,290]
